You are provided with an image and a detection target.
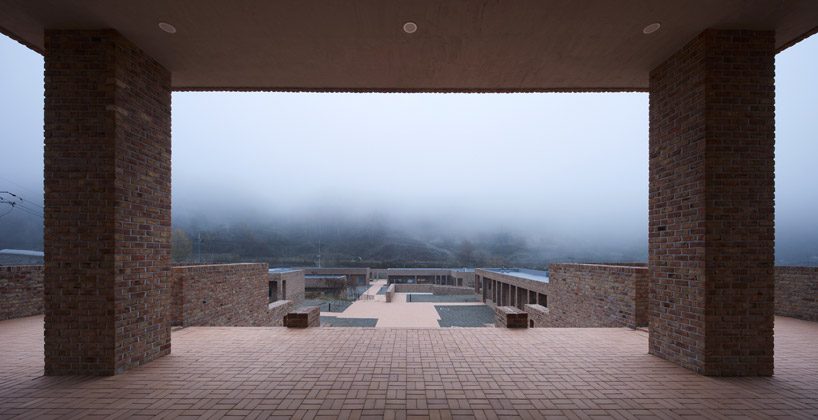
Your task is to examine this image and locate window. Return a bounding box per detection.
[268,281,278,303]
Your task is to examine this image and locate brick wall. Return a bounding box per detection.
[649,29,775,376]
[43,30,172,375]
[546,264,648,328]
[172,263,290,327]
[775,267,818,321]
[0,266,44,320]
[524,304,548,327]
[267,300,296,327]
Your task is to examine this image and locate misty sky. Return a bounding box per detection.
[1,33,816,263]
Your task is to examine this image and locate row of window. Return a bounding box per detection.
[478,276,547,310]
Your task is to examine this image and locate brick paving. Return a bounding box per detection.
[1,315,817,418]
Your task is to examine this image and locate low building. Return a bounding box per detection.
[387,268,475,287]
[475,268,549,310]
[300,267,370,286]
[304,274,348,289]
[452,268,475,288]
[477,264,650,329]
[268,268,305,304]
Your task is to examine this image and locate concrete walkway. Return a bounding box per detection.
[331,292,488,328]
[359,279,387,302]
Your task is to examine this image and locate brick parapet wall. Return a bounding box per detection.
[0,265,44,320]
[524,304,548,327]
[5,262,814,327]
[546,264,648,328]
[775,267,818,321]
[267,300,295,327]
[172,263,288,327]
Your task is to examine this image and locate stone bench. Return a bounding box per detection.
[284,306,320,328]
[495,306,528,328]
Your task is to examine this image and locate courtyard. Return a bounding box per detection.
[319,280,495,328]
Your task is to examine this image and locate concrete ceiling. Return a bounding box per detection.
[1,0,817,92]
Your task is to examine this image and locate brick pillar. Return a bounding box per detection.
[44,30,172,375]
[648,29,775,376]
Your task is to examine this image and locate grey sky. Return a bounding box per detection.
[1,34,816,262]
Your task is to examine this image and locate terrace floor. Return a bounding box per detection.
[1,316,817,419]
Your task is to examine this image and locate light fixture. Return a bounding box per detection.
[403,21,417,34]
[158,22,177,34]
[642,22,661,35]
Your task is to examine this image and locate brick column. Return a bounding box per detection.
[648,29,775,376]
[44,30,172,375]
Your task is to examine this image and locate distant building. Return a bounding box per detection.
[300,267,370,285]
[267,268,305,303]
[304,274,348,289]
[475,268,549,310]
[387,268,475,287]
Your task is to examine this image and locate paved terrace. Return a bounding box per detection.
[1,316,816,418]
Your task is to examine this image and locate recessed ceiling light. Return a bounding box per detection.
[642,22,661,35]
[158,22,177,34]
[403,21,417,34]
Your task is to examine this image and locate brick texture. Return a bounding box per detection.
[524,304,548,327]
[43,30,172,375]
[545,264,648,328]
[494,306,528,328]
[775,266,818,321]
[172,263,291,327]
[0,266,44,320]
[284,306,320,328]
[649,29,775,376]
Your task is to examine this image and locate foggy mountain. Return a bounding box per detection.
[2,190,816,267]
[169,211,648,268]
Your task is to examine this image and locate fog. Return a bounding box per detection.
[1,34,817,265]
[172,91,648,245]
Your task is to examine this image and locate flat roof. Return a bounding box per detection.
[2,1,816,92]
[484,268,550,283]
[268,268,300,274]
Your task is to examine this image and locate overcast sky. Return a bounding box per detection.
[1,34,816,262]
